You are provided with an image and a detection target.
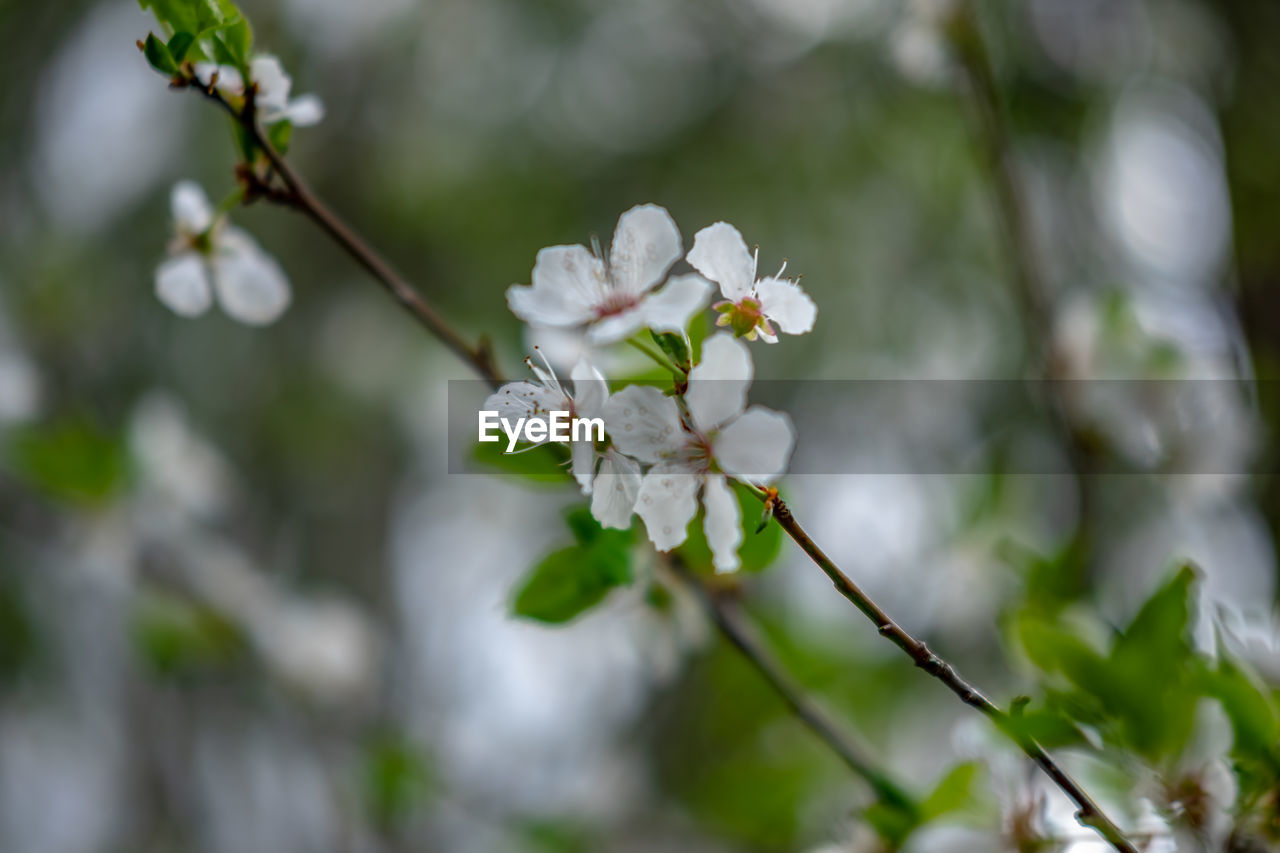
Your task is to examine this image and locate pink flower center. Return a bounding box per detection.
[595,291,640,318]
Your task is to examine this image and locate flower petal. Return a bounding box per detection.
[702,474,742,573]
[193,62,244,95]
[714,406,794,484]
[602,385,684,464]
[756,276,816,335]
[591,450,641,529]
[571,439,596,495]
[280,94,325,127]
[586,306,647,345]
[570,357,608,419]
[155,252,212,317]
[635,462,699,550]
[482,381,567,423]
[508,245,606,327]
[686,332,752,433]
[212,238,291,325]
[608,204,682,297]
[640,273,712,335]
[250,55,292,112]
[687,222,755,302]
[171,180,214,235]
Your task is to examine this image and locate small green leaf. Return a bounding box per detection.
[5,418,131,505]
[267,119,294,155]
[1199,658,1280,758]
[132,591,246,679]
[142,32,177,75]
[139,0,200,34]
[363,732,434,832]
[222,17,253,66]
[512,507,634,624]
[920,761,983,820]
[651,331,690,371]
[166,31,195,63]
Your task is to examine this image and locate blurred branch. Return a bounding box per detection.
[669,557,918,816]
[947,3,1104,571]
[763,494,1139,853]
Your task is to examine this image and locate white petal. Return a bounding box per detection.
[571,440,596,495]
[155,252,212,317]
[281,94,325,127]
[171,180,214,234]
[608,204,682,297]
[212,245,291,325]
[507,245,606,327]
[702,474,742,573]
[591,450,641,529]
[687,222,755,301]
[635,462,699,550]
[250,55,291,112]
[482,381,567,423]
[194,63,244,95]
[756,276,816,335]
[714,406,795,484]
[640,273,712,334]
[585,306,647,344]
[686,332,752,433]
[602,385,684,464]
[570,358,608,418]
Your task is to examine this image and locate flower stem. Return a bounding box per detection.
[761,492,1139,853]
[626,337,684,377]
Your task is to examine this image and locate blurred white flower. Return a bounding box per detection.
[482,352,607,495]
[507,204,710,344]
[603,334,794,571]
[154,181,291,325]
[253,598,382,704]
[194,55,324,126]
[128,392,237,521]
[1217,607,1280,684]
[687,222,815,343]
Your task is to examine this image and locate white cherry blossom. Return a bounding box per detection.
[507,204,711,344]
[194,55,324,126]
[602,333,794,571]
[482,351,608,495]
[154,181,291,325]
[687,222,815,343]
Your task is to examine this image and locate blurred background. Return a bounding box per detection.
[2,0,1280,850]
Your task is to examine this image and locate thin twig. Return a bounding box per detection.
[765,495,1138,853]
[669,557,917,815]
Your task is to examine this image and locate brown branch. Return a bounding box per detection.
[766,495,1139,853]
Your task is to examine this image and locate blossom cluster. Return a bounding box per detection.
[485,205,815,572]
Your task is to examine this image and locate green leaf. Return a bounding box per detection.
[142,32,177,75]
[862,800,919,848]
[222,17,253,66]
[139,0,200,34]
[131,591,246,679]
[512,507,634,624]
[363,732,433,832]
[920,761,982,820]
[1199,658,1280,758]
[674,483,782,573]
[267,119,294,155]
[166,31,196,63]
[472,439,568,486]
[651,331,690,371]
[5,418,131,505]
